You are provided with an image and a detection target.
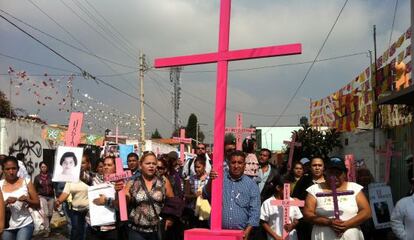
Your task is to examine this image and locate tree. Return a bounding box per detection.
[151,128,162,139]
[225,133,236,144]
[0,90,15,118]
[184,113,205,147]
[284,123,342,162]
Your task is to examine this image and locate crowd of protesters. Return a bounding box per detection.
[0,139,412,240]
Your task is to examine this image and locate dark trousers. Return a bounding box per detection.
[86,226,118,240]
[69,209,87,240]
[128,228,159,240]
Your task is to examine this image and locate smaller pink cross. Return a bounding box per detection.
[345,154,356,182]
[376,139,401,184]
[64,112,84,147]
[283,133,301,171]
[173,128,192,165]
[104,158,132,221]
[270,183,304,240]
[225,113,255,150]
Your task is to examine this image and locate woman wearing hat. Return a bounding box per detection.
[303,157,371,240]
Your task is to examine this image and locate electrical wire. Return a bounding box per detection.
[265,0,349,131]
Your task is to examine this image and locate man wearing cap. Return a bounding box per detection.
[182,143,212,179]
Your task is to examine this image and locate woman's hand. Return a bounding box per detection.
[209,170,218,180]
[5,197,17,205]
[18,195,28,203]
[93,194,107,206]
[114,181,125,192]
[283,223,295,232]
[330,219,349,235]
[165,219,174,230]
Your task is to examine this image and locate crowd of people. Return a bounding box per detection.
[0,139,412,240]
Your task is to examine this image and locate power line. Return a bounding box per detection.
[0,13,85,73]
[23,2,139,92]
[70,0,137,56]
[267,0,349,130]
[148,69,308,118]
[0,12,170,125]
[0,52,78,73]
[83,0,138,56]
[1,8,136,70]
[59,0,137,62]
[387,0,399,49]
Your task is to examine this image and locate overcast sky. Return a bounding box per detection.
[0,0,410,143]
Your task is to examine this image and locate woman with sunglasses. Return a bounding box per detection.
[116,151,174,240]
[303,157,371,240]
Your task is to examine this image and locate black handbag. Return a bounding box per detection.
[5,206,11,229]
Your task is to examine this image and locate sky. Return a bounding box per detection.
[0,0,411,143]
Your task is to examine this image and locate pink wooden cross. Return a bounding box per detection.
[155,0,301,238]
[270,184,304,240]
[225,113,255,150]
[173,128,192,165]
[376,139,401,184]
[104,157,131,221]
[345,154,356,182]
[315,176,354,220]
[64,112,84,147]
[283,133,301,171]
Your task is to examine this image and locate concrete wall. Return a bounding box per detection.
[333,129,386,182]
[0,118,53,178]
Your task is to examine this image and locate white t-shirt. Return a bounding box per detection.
[306,182,364,240]
[0,179,33,230]
[260,196,303,240]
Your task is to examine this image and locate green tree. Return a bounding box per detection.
[284,123,342,162]
[225,133,236,144]
[151,128,162,139]
[0,90,15,118]
[184,113,206,147]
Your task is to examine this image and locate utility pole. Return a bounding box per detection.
[139,52,146,153]
[68,75,74,112]
[170,67,182,132]
[372,25,378,180]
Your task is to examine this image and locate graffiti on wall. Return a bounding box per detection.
[8,137,43,176]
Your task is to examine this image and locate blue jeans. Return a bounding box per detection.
[128,228,159,240]
[69,209,87,240]
[2,222,34,240]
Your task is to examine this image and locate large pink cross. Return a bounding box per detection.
[173,128,192,165]
[283,133,301,171]
[345,154,356,182]
[225,113,255,150]
[376,139,401,184]
[104,157,132,221]
[155,0,301,238]
[270,184,304,240]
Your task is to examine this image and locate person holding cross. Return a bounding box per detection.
[303,157,371,240]
[203,150,261,240]
[260,176,303,240]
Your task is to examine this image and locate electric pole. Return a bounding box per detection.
[170,67,182,132]
[139,52,146,153]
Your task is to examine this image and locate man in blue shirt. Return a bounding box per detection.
[127,152,141,180]
[203,150,260,239]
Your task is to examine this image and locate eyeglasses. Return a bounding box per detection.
[226,148,236,152]
[260,153,270,157]
[196,147,205,150]
[157,166,166,170]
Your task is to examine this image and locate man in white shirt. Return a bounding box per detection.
[391,194,414,240]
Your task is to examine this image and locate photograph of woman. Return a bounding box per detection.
[52,146,84,183]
